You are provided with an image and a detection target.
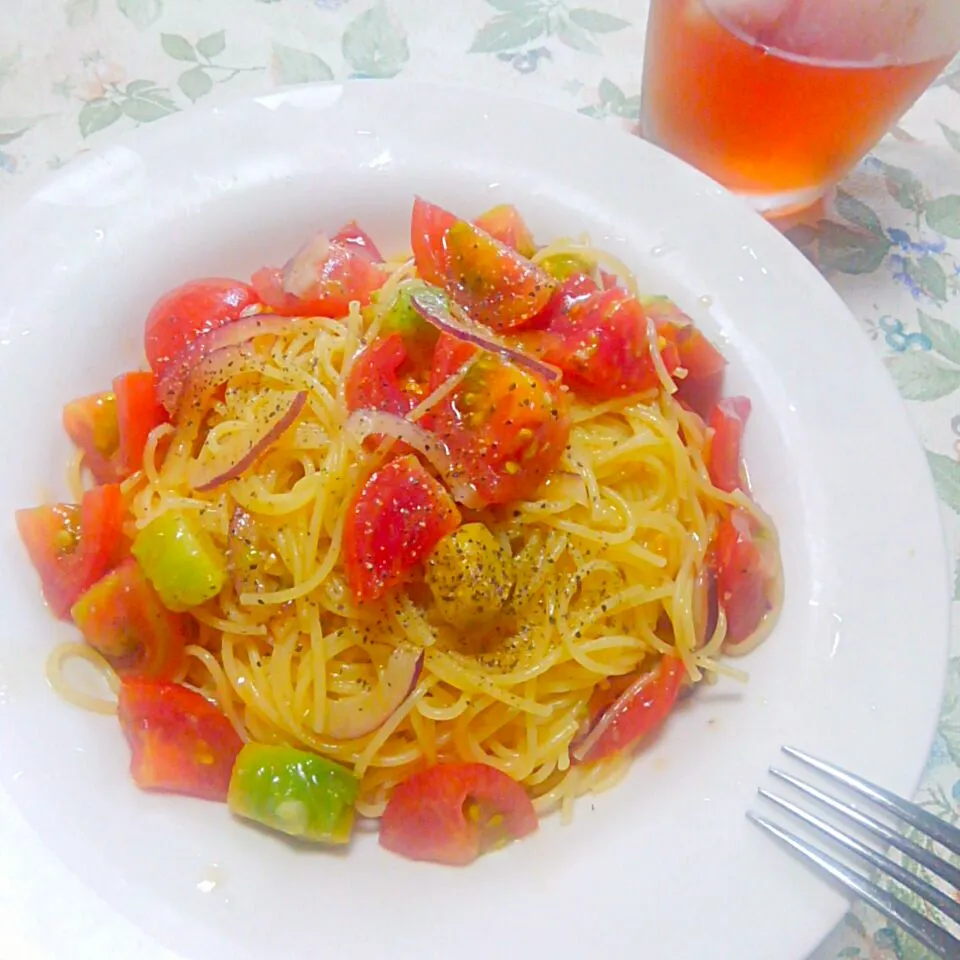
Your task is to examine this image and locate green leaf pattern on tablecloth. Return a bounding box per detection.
[271,43,334,84]
[342,2,409,78]
[116,0,163,28]
[470,0,629,54]
[0,3,959,958]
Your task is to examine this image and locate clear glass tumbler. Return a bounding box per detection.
[641,0,960,216]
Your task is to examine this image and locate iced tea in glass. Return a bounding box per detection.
[641,0,960,216]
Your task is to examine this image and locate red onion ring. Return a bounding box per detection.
[344,408,484,509]
[325,649,424,740]
[410,288,562,384]
[187,390,307,492]
[159,313,320,416]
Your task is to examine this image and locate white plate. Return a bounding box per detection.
[0,81,950,960]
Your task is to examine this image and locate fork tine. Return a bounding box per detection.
[771,769,960,892]
[783,747,960,857]
[748,812,960,960]
[759,789,960,926]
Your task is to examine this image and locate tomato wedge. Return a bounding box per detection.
[145,278,260,377]
[707,396,751,494]
[251,234,387,318]
[428,333,480,391]
[343,455,461,603]
[572,656,684,765]
[643,297,728,417]
[117,680,242,801]
[522,275,681,401]
[16,484,126,620]
[410,197,556,332]
[331,220,383,262]
[62,391,121,484]
[380,763,538,865]
[473,204,536,258]
[426,342,570,505]
[713,509,776,646]
[71,558,191,680]
[345,334,419,418]
[114,371,167,476]
[410,199,457,287]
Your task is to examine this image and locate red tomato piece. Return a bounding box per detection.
[113,371,167,477]
[71,558,191,680]
[251,238,388,319]
[644,297,728,417]
[473,204,536,258]
[16,484,126,620]
[144,278,260,377]
[62,391,122,484]
[675,367,725,422]
[713,509,776,646]
[410,198,458,287]
[523,275,680,401]
[574,656,683,765]
[707,396,751,494]
[410,197,556,332]
[343,455,461,602]
[117,680,242,801]
[426,346,571,505]
[345,334,421,418]
[380,762,538,865]
[428,333,481,391]
[671,324,726,382]
[599,269,621,290]
[331,220,383,262]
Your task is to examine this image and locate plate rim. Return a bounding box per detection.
[0,78,951,960]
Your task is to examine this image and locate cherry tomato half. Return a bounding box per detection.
[380,762,538,865]
[62,391,121,484]
[410,198,556,333]
[251,236,387,319]
[343,455,461,602]
[145,278,260,377]
[713,509,776,646]
[114,371,168,477]
[521,275,680,401]
[707,396,751,494]
[72,558,191,680]
[16,484,126,620]
[117,680,242,801]
[573,656,683,765]
[426,340,571,505]
[473,204,536,258]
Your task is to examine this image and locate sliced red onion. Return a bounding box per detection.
[159,313,315,415]
[173,342,270,427]
[325,648,424,740]
[282,231,331,298]
[187,390,307,492]
[692,564,718,650]
[344,408,483,509]
[410,288,562,384]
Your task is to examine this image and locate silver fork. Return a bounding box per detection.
[748,746,960,959]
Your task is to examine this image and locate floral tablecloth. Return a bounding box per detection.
[1,1,959,957]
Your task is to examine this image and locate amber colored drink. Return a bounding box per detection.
[641,0,953,214]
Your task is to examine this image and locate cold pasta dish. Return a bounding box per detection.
[16,198,782,865]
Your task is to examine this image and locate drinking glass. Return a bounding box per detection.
[641,0,960,216]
